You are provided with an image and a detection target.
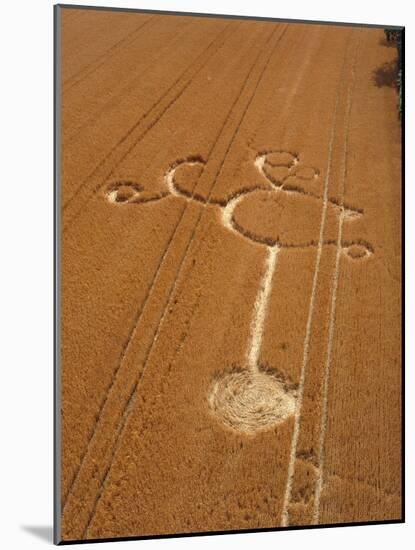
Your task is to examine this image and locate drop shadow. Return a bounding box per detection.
[21,525,53,543]
[372,60,398,88]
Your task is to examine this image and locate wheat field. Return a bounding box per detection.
[58,6,402,542]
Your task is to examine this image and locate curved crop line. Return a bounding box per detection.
[165,158,206,202]
[63,23,229,213]
[62,21,283,532]
[61,22,236,232]
[82,23,288,537]
[255,152,363,217]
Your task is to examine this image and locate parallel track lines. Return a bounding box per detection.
[61,22,235,230]
[280,29,354,528]
[63,17,193,145]
[82,23,288,537]
[62,23,284,530]
[61,19,254,509]
[312,30,361,525]
[60,201,186,506]
[62,15,156,92]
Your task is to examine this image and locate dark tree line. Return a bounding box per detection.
[384,28,403,120]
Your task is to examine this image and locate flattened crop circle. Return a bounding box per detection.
[208,370,296,434]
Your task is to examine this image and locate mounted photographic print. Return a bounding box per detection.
[54,4,404,544]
